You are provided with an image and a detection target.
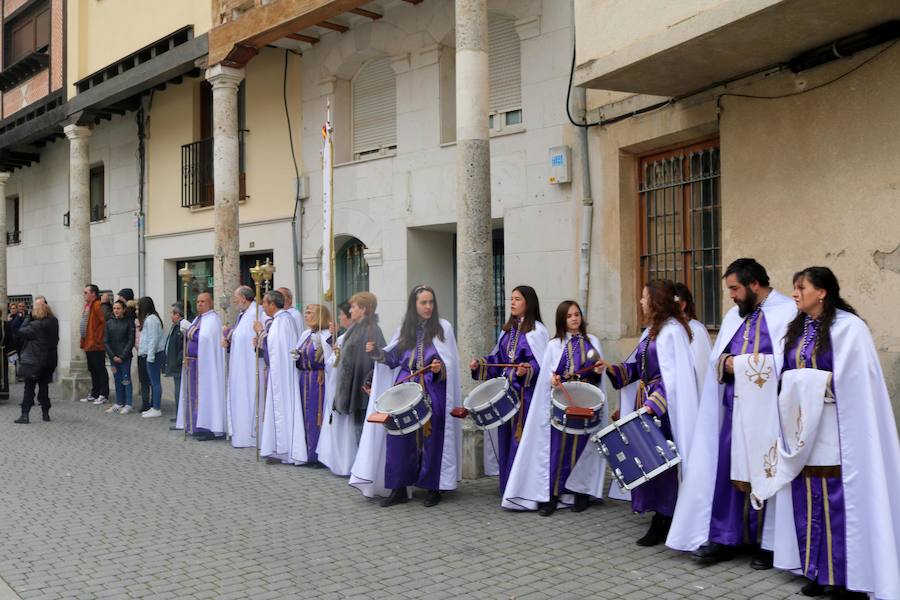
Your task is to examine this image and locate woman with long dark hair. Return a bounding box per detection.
[503,300,605,515]
[470,285,549,495]
[595,279,698,546]
[13,302,58,424]
[769,267,900,599]
[137,297,166,418]
[104,300,136,414]
[353,285,461,507]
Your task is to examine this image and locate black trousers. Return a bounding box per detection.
[22,370,51,414]
[85,350,109,398]
[137,355,150,411]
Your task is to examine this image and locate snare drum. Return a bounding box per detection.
[550,381,606,435]
[373,382,431,435]
[462,377,519,430]
[590,407,680,490]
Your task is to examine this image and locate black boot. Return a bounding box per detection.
[692,541,735,564]
[423,490,442,507]
[636,513,668,546]
[750,549,773,570]
[832,586,868,599]
[571,493,591,513]
[14,412,29,424]
[380,488,408,508]
[41,408,50,422]
[538,496,558,516]
[800,580,827,597]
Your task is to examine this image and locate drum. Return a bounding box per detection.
[372,382,431,435]
[550,381,606,435]
[462,377,519,430]
[590,407,680,491]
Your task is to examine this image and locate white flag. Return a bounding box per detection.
[322,106,334,301]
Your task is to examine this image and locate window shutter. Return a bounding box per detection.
[352,57,397,157]
[488,16,521,114]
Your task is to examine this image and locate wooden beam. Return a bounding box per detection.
[317,20,349,33]
[401,0,423,4]
[350,7,381,20]
[287,33,320,44]
[208,0,372,66]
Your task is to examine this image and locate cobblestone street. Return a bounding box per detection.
[0,384,804,600]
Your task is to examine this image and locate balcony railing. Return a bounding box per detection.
[6,231,20,244]
[181,137,214,209]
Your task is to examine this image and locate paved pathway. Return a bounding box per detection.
[0,385,804,599]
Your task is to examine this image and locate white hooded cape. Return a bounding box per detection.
[502,334,606,510]
[771,311,900,600]
[316,331,358,476]
[667,290,796,551]
[226,302,264,448]
[259,310,303,463]
[291,329,333,463]
[349,319,462,498]
[689,319,713,394]
[482,322,550,477]
[176,310,227,434]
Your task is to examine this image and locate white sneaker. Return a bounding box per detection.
[120,405,133,415]
[80,396,95,403]
[92,395,107,405]
[105,404,122,414]
[141,408,162,419]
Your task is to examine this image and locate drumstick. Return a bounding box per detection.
[492,363,532,369]
[397,365,431,384]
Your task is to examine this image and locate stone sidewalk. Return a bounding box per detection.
[0,385,804,600]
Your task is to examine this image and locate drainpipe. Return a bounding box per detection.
[572,2,594,311]
[136,98,149,297]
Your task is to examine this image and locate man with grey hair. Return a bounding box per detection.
[176,291,226,440]
[256,289,303,464]
[224,286,265,448]
[278,287,305,335]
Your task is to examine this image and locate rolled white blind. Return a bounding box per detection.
[488,16,521,114]
[352,57,397,156]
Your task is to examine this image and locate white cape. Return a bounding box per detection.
[667,290,796,551]
[689,319,712,393]
[176,310,227,434]
[259,310,304,463]
[482,322,550,476]
[502,334,606,510]
[227,302,264,448]
[287,307,305,336]
[291,329,333,463]
[316,331,358,476]
[350,319,462,498]
[772,311,900,600]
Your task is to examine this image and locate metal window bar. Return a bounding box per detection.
[181,137,214,208]
[6,231,20,244]
[639,145,721,327]
[337,241,369,304]
[492,234,505,339]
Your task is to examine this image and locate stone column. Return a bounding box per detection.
[61,124,93,400]
[207,64,245,324]
[455,0,494,479]
[0,172,10,311]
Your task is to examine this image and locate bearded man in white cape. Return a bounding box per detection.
[223,286,264,448]
[350,285,461,507]
[667,258,797,569]
[256,290,304,464]
[176,292,227,440]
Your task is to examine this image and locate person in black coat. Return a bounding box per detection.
[14,302,59,423]
[164,302,184,426]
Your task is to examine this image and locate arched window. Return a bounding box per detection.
[352,57,397,159]
[336,238,370,304]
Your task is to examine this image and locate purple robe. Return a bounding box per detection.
[708,308,773,546]
[472,321,541,494]
[184,314,203,434]
[380,324,447,490]
[549,335,602,497]
[607,337,678,516]
[784,317,846,587]
[296,333,328,463]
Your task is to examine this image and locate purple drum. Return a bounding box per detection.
[550,381,606,435]
[590,407,680,490]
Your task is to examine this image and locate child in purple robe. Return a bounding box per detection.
[471,285,548,495]
[598,279,696,546]
[368,285,451,508]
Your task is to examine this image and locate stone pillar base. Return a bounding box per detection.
[461,420,484,480]
[62,357,92,401]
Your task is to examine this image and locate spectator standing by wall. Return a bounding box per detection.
[137,297,166,418]
[14,303,59,423]
[104,300,135,414]
[80,284,108,405]
[164,302,184,425]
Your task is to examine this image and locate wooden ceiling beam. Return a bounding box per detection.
[317,20,349,33]
[350,7,381,20]
[287,33,321,44]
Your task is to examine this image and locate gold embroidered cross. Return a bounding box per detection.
[744,354,772,388]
